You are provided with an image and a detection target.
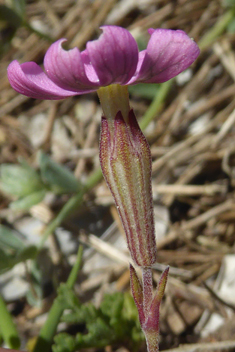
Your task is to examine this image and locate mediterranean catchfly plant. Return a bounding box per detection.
[8,25,200,352]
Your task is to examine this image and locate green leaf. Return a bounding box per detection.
[129,83,159,99]
[0,225,25,251]
[0,162,44,198]
[38,152,81,194]
[78,317,114,348]
[0,5,22,27]
[0,245,37,272]
[57,285,80,312]
[10,189,46,210]
[0,226,37,272]
[10,0,26,19]
[0,295,20,349]
[123,292,140,321]
[53,333,76,352]
[100,292,123,319]
[227,18,235,32]
[16,245,37,262]
[223,0,235,8]
[26,261,44,307]
[53,292,144,352]
[0,249,14,271]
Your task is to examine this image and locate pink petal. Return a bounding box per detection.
[131,29,200,84]
[86,26,139,86]
[44,39,99,91]
[7,60,89,100]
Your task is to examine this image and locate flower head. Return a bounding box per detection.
[7,26,199,100]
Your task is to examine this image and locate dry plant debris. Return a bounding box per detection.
[1,0,235,351]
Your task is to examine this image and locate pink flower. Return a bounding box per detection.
[7,26,199,100]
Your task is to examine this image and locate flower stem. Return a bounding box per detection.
[33,246,83,352]
[97,84,130,123]
[142,267,153,318]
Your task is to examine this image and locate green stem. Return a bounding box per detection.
[142,267,153,318]
[198,9,235,51]
[66,246,83,289]
[33,246,83,352]
[139,80,172,130]
[0,295,20,349]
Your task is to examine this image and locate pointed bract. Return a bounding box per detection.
[144,266,169,331]
[130,264,144,325]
